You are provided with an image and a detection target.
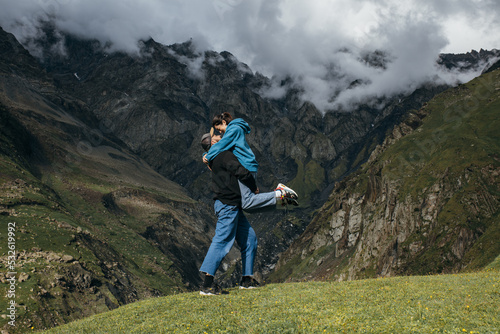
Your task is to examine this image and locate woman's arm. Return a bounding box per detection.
[204,125,240,162]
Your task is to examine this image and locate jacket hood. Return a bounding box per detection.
[228,118,250,134]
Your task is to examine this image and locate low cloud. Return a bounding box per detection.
[0,0,498,111]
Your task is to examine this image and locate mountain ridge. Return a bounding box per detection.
[1,24,499,332]
[270,67,500,282]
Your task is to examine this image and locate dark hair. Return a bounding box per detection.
[212,112,233,128]
[200,133,211,152]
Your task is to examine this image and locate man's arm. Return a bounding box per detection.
[202,152,211,170]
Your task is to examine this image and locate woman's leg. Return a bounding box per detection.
[239,173,277,213]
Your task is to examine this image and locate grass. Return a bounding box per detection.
[43,269,499,334]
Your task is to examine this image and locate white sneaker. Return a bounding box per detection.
[275,183,298,200]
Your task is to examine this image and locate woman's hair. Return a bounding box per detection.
[212,112,233,128]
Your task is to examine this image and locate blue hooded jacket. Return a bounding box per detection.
[205,118,258,173]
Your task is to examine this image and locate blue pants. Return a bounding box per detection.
[239,173,276,213]
[200,200,258,276]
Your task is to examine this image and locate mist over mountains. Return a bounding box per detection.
[1,0,499,111]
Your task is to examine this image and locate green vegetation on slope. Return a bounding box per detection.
[0,151,190,331]
[0,99,211,332]
[288,158,326,207]
[44,269,499,333]
[270,69,500,283]
[381,71,500,196]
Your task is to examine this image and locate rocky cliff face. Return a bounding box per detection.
[271,68,500,282]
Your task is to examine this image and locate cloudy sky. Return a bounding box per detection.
[1,0,499,111]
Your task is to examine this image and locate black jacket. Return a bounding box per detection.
[209,150,257,207]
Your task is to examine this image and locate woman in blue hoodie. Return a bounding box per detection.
[203,112,298,211]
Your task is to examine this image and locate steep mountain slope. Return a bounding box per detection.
[30,29,499,281]
[0,27,220,333]
[270,68,500,282]
[35,30,490,206]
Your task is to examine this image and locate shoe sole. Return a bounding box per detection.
[200,291,219,296]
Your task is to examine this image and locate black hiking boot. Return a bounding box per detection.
[239,276,261,289]
[200,283,227,295]
[200,275,228,295]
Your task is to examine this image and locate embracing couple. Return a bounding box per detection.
[199,112,299,295]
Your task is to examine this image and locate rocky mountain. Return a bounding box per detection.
[1,23,499,333]
[34,27,499,205]
[35,27,499,278]
[37,33,498,202]
[0,26,224,333]
[270,67,500,282]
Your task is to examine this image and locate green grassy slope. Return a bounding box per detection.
[0,85,213,332]
[0,132,196,331]
[381,72,500,196]
[44,268,499,333]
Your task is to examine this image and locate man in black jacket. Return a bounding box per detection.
[199,133,261,295]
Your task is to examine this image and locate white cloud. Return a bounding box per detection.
[0,0,498,111]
